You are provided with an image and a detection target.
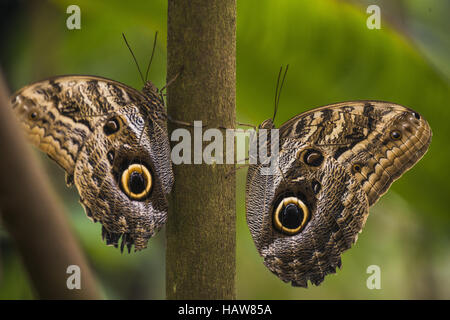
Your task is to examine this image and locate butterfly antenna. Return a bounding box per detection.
[273,65,289,122]
[144,31,158,83]
[122,33,145,85]
[276,64,289,113]
[272,67,282,122]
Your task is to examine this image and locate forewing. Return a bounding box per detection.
[279,101,432,205]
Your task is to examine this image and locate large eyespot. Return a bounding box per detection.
[302,149,324,167]
[390,130,402,140]
[273,197,310,235]
[121,164,152,200]
[103,117,121,135]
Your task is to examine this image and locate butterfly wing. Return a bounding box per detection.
[246,101,432,287]
[247,155,368,287]
[279,101,432,205]
[11,75,173,251]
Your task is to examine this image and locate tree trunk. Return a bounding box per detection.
[166,0,236,299]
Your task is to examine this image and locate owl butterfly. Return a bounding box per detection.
[10,47,173,252]
[246,68,432,287]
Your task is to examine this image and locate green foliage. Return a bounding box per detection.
[1,0,448,299]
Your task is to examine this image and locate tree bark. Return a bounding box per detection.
[166,0,236,299]
[0,71,101,299]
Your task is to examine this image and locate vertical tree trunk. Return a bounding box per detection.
[166,0,236,299]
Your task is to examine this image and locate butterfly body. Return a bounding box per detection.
[246,101,432,287]
[11,75,173,252]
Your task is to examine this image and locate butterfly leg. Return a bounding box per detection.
[160,66,184,93]
[237,122,257,131]
[167,115,206,128]
[225,161,249,178]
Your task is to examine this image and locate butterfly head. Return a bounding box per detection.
[259,118,275,130]
[142,80,160,99]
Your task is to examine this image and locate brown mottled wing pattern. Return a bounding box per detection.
[279,101,432,205]
[11,75,173,251]
[246,101,432,287]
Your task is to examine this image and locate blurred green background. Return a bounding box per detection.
[0,0,448,299]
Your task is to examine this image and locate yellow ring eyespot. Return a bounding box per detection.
[390,130,402,140]
[273,197,310,235]
[121,164,152,200]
